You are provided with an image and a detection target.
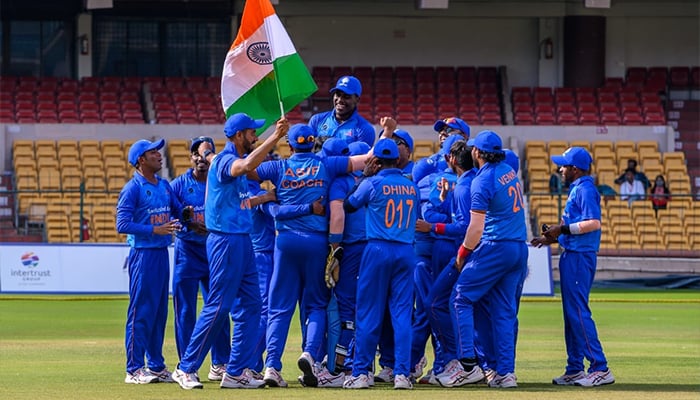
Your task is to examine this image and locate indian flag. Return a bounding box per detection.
[221,0,317,134]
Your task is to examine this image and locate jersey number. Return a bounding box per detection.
[508,182,525,213]
[384,198,414,229]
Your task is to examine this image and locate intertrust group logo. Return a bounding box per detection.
[20,252,39,268]
[11,251,50,283]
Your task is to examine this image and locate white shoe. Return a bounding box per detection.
[483,368,497,384]
[172,368,204,389]
[368,372,375,387]
[552,371,585,386]
[147,367,174,383]
[410,356,427,380]
[208,364,225,381]
[124,367,159,384]
[393,374,413,390]
[574,369,615,387]
[437,363,485,387]
[264,367,288,388]
[343,374,370,389]
[488,372,517,388]
[317,366,345,388]
[435,360,462,383]
[374,366,394,383]
[297,352,317,387]
[220,368,266,389]
[418,369,438,385]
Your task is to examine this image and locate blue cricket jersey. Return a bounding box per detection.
[256,152,349,233]
[442,168,477,239]
[116,172,181,248]
[346,168,419,244]
[329,171,367,244]
[470,162,527,242]
[308,109,376,146]
[204,142,252,234]
[170,168,207,245]
[418,168,457,239]
[412,152,448,186]
[558,175,602,252]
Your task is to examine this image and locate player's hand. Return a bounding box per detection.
[439,177,450,202]
[153,219,182,235]
[362,156,381,177]
[531,235,557,248]
[454,254,466,272]
[379,117,397,138]
[274,118,290,139]
[310,196,325,215]
[188,221,208,235]
[415,219,432,233]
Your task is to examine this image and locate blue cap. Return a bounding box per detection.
[504,149,520,173]
[128,138,165,167]
[433,117,471,138]
[190,136,215,153]
[288,124,316,150]
[348,141,371,156]
[467,130,503,153]
[320,138,350,157]
[393,129,414,152]
[551,147,592,171]
[223,113,265,138]
[330,75,362,97]
[440,134,466,155]
[374,138,399,160]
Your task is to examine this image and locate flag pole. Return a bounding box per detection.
[272,62,285,119]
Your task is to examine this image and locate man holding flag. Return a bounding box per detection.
[172,0,315,390]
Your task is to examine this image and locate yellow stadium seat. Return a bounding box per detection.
[569,140,590,151]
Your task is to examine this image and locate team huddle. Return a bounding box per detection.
[116,75,614,390]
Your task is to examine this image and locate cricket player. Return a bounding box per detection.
[170,136,230,382]
[117,138,184,384]
[172,113,289,390]
[342,138,420,390]
[439,130,527,389]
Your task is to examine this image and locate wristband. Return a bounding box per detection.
[569,222,582,235]
[561,224,571,235]
[328,233,343,244]
[457,244,472,259]
[433,223,446,235]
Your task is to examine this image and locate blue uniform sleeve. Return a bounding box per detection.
[329,176,352,201]
[421,199,450,223]
[412,155,439,184]
[442,183,471,238]
[255,159,283,184]
[166,180,186,219]
[308,112,322,133]
[116,181,153,235]
[344,178,372,212]
[576,184,602,221]
[262,202,312,220]
[356,119,376,146]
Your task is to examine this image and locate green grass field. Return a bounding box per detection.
[1,289,699,400]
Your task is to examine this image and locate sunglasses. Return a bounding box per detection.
[394,137,408,147]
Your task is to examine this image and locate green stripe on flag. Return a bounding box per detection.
[225,53,317,135]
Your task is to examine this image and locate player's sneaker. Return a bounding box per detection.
[124,367,159,384]
[552,371,585,386]
[488,372,517,388]
[343,374,370,389]
[316,366,345,388]
[172,368,204,390]
[418,369,438,385]
[374,366,394,383]
[393,374,413,390]
[220,368,266,389]
[148,367,174,383]
[483,368,497,385]
[410,356,427,380]
[435,360,461,383]
[208,364,225,381]
[574,369,615,387]
[437,363,485,388]
[264,367,288,388]
[297,352,318,387]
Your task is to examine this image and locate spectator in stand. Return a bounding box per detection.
[614,159,649,189]
[619,168,646,205]
[308,75,376,147]
[649,174,671,214]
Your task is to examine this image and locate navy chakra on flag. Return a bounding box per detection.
[247,42,273,65]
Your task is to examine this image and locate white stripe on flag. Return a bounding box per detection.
[221,27,273,109]
[264,14,295,59]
